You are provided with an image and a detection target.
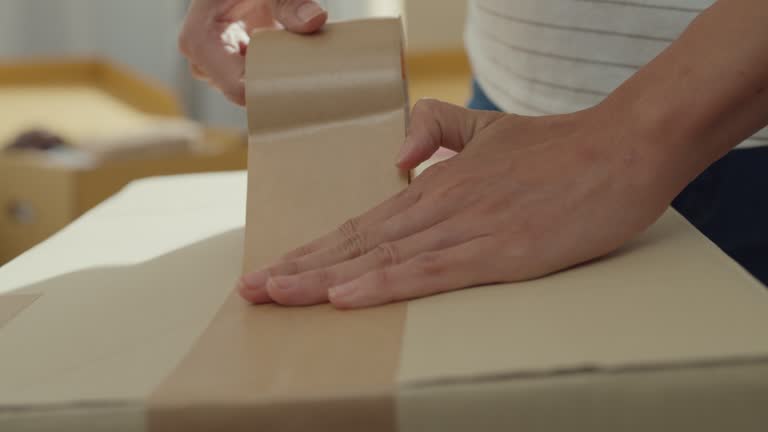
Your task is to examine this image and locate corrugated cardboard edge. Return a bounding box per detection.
[398,360,768,431]
[0,297,142,430]
[395,209,768,431]
[0,401,142,432]
[400,355,768,388]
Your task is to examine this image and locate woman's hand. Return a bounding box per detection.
[178,0,327,105]
[238,99,689,308]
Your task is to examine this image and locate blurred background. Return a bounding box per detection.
[0,0,469,127]
[0,0,470,264]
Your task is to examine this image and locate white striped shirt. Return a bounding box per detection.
[465,0,768,148]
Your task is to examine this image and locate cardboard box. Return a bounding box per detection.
[1,18,768,431]
[0,60,247,263]
[0,172,767,431]
[0,129,246,264]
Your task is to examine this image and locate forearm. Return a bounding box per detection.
[603,0,768,189]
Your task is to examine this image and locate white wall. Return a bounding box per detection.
[0,0,183,85]
[0,0,462,127]
[0,0,230,124]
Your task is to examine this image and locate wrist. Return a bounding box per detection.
[582,96,696,208]
[592,2,768,198]
[593,65,733,202]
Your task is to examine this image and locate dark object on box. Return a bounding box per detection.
[6,129,68,152]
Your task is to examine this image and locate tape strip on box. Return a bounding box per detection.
[149,18,410,431]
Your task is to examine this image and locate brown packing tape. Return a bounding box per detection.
[241,18,410,272]
[0,295,40,328]
[150,18,409,431]
[149,296,405,431]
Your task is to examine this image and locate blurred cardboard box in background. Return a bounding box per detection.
[0,59,247,264]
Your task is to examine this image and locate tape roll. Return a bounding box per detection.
[243,18,410,271]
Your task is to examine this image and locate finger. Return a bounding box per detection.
[240,217,417,305]
[203,20,250,105]
[271,0,327,33]
[242,143,475,304]
[329,236,498,309]
[236,1,276,29]
[279,186,420,261]
[240,189,431,304]
[239,190,419,304]
[260,209,478,306]
[396,99,504,170]
[277,190,460,274]
[237,276,273,304]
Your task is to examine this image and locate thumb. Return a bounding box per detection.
[271,0,327,33]
[396,99,502,170]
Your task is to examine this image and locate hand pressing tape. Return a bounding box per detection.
[243,17,410,271]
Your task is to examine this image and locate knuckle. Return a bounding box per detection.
[369,269,391,289]
[271,0,293,15]
[338,218,367,255]
[337,230,367,258]
[274,260,300,276]
[409,99,439,128]
[270,286,300,305]
[282,243,312,260]
[373,243,400,266]
[413,98,440,114]
[402,187,423,206]
[392,186,423,207]
[306,268,334,286]
[433,181,464,201]
[264,267,279,280]
[339,217,360,239]
[421,161,449,179]
[367,270,397,303]
[177,29,201,59]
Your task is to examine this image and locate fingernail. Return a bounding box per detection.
[242,270,268,289]
[329,282,357,300]
[297,2,325,24]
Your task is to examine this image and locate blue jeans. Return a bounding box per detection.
[467,80,768,286]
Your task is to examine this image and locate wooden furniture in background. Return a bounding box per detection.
[407,51,472,107]
[0,59,247,265]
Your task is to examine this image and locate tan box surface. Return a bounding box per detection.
[1,170,767,431]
